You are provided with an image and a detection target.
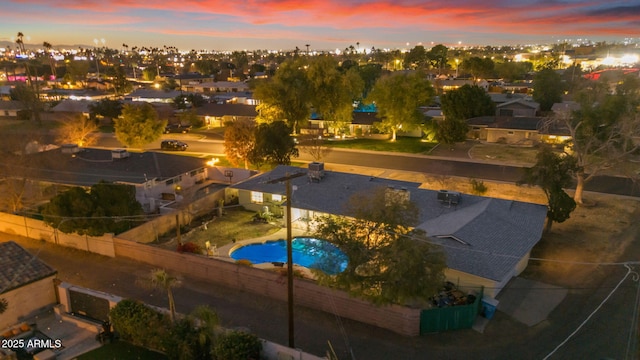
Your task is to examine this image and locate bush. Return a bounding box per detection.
[236,259,253,267]
[214,331,262,360]
[177,242,202,254]
[110,299,168,351]
[469,178,488,195]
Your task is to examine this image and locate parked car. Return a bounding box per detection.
[164,124,192,134]
[161,140,188,151]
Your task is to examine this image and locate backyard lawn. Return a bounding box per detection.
[159,207,283,252]
[324,136,437,154]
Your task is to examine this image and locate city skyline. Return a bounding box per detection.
[1,0,639,52]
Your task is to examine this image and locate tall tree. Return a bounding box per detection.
[403,45,428,70]
[56,114,99,147]
[461,56,495,80]
[223,118,256,169]
[533,68,564,112]
[252,58,311,132]
[307,56,363,136]
[520,145,578,232]
[114,103,166,149]
[427,44,449,74]
[250,121,298,166]
[544,74,640,204]
[42,182,144,236]
[367,72,435,141]
[313,187,446,305]
[438,84,495,144]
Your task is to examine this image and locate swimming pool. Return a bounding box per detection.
[230,237,348,275]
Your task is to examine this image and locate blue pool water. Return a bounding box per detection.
[230,237,348,275]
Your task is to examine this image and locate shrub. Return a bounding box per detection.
[110,299,168,351]
[213,331,262,360]
[469,178,488,195]
[177,242,202,254]
[236,259,253,267]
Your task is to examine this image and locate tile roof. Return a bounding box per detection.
[232,165,547,282]
[0,241,57,294]
[13,147,208,186]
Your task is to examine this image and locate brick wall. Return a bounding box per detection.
[113,238,421,336]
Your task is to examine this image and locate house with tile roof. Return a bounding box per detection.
[228,164,548,298]
[0,241,57,330]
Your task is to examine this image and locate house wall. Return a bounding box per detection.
[113,238,422,336]
[444,268,500,298]
[0,276,56,330]
[485,129,539,144]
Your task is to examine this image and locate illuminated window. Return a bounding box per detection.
[251,192,263,204]
[272,194,282,202]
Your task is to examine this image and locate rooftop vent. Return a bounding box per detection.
[437,190,461,206]
[61,143,81,154]
[111,149,130,160]
[308,162,325,183]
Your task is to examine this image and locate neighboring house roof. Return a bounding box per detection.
[0,100,24,111]
[351,112,381,125]
[196,103,258,117]
[551,101,580,113]
[468,116,543,131]
[488,93,528,104]
[0,241,57,294]
[126,89,183,101]
[51,99,93,113]
[496,98,540,110]
[17,147,208,186]
[232,165,547,282]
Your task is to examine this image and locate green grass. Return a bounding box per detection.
[324,137,437,154]
[184,207,282,249]
[77,341,167,360]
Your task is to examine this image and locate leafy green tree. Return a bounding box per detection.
[355,63,383,99]
[403,45,428,70]
[520,145,578,232]
[105,65,132,95]
[441,84,496,121]
[56,114,99,147]
[224,118,256,169]
[427,44,449,74]
[89,98,123,120]
[42,182,144,236]
[214,331,262,360]
[438,84,495,144]
[533,68,564,112]
[494,61,532,82]
[114,103,166,148]
[307,56,363,136]
[9,84,40,121]
[461,57,495,79]
[177,108,203,128]
[314,187,446,305]
[64,59,90,87]
[544,74,640,204]
[250,121,298,166]
[110,299,168,351]
[253,58,311,132]
[367,72,435,141]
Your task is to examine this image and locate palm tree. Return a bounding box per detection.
[190,305,219,354]
[140,269,182,323]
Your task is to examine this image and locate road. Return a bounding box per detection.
[96,133,640,198]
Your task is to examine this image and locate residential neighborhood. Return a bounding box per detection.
[0,29,639,360]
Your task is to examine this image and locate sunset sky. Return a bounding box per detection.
[1,0,638,52]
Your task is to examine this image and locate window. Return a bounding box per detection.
[272,194,282,202]
[251,191,263,204]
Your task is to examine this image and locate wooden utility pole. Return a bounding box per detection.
[267,171,305,348]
